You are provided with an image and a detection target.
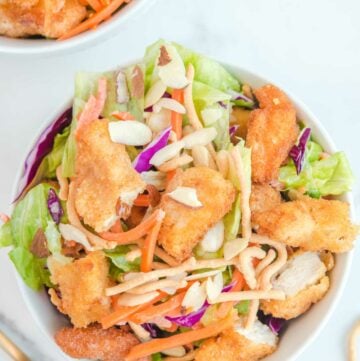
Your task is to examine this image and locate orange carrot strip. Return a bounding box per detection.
[133,194,150,207]
[76,77,107,137]
[112,111,135,120]
[217,269,245,319]
[100,209,162,243]
[101,291,167,329]
[124,315,233,361]
[86,0,103,12]
[166,170,176,184]
[59,0,128,40]
[171,89,184,139]
[140,215,164,272]
[129,292,185,324]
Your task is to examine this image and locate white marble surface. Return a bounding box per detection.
[0,0,360,360]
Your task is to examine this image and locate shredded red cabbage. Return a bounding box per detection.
[229,125,239,137]
[142,323,162,338]
[289,128,311,175]
[166,282,234,328]
[133,126,171,173]
[257,310,286,334]
[14,108,72,202]
[47,188,63,224]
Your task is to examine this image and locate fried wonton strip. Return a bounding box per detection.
[255,249,276,276]
[349,320,360,361]
[210,290,285,304]
[56,165,69,201]
[245,299,260,329]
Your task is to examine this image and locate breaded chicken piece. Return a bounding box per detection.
[75,119,145,233]
[55,325,149,361]
[250,184,282,223]
[158,167,235,261]
[195,320,277,361]
[50,251,112,328]
[246,85,299,183]
[255,196,358,253]
[0,0,86,38]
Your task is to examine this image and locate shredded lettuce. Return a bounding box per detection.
[280,140,354,197]
[0,222,13,247]
[45,220,61,255]
[223,194,241,242]
[151,353,163,361]
[144,40,240,92]
[105,246,140,273]
[234,300,250,315]
[6,183,57,290]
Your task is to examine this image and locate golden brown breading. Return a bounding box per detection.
[195,329,276,361]
[55,325,149,361]
[255,196,358,253]
[50,251,112,328]
[261,276,330,320]
[246,85,299,183]
[158,167,235,261]
[0,0,86,38]
[250,184,282,218]
[75,119,145,233]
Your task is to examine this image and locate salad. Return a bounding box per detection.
[0,40,358,361]
[0,0,132,40]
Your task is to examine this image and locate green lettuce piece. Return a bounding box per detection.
[194,244,223,260]
[151,353,163,361]
[200,305,219,326]
[9,247,51,290]
[234,300,250,315]
[45,220,61,255]
[223,194,241,242]
[0,222,13,247]
[105,246,140,273]
[144,40,240,92]
[11,183,53,249]
[279,149,354,197]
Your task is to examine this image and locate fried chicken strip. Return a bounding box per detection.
[246,85,299,183]
[195,319,277,361]
[75,119,145,233]
[55,325,149,361]
[158,167,235,261]
[255,196,358,253]
[49,251,112,328]
[0,0,86,38]
[261,252,329,319]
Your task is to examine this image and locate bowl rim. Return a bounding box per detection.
[0,0,156,56]
[12,62,355,361]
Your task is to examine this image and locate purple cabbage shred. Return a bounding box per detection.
[289,128,311,175]
[47,188,63,224]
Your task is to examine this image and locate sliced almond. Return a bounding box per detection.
[149,140,185,167]
[182,125,195,137]
[153,98,186,114]
[128,322,151,342]
[185,269,222,281]
[223,238,248,261]
[206,272,223,301]
[182,281,206,313]
[116,71,130,104]
[59,223,94,251]
[145,79,168,109]
[109,121,152,146]
[200,221,224,253]
[192,145,210,167]
[131,65,144,99]
[157,44,189,89]
[162,346,186,357]
[168,186,203,208]
[140,171,167,191]
[182,127,217,149]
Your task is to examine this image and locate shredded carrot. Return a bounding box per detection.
[129,292,185,324]
[112,111,135,120]
[76,77,107,137]
[171,89,184,139]
[110,219,123,233]
[140,214,164,272]
[133,194,150,207]
[99,209,162,244]
[59,0,128,40]
[101,291,167,329]
[166,170,176,184]
[124,315,234,361]
[86,0,103,12]
[217,269,245,318]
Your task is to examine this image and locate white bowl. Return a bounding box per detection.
[13,63,355,361]
[0,0,155,56]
